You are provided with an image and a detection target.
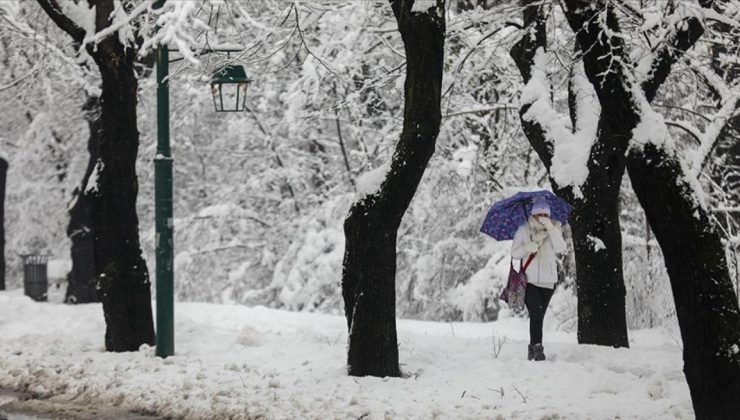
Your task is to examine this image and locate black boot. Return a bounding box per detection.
[531,343,546,361]
[527,344,535,361]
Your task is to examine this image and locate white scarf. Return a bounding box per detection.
[528,216,550,246]
[526,216,558,285]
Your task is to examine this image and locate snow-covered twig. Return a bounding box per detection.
[140,1,212,65]
[81,1,153,49]
[693,94,739,174]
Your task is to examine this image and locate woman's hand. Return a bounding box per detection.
[524,242,539,253]
[540,217,555,231]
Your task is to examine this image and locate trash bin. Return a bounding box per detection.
[22,254,48,302]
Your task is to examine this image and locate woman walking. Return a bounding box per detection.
[510,197,567,361]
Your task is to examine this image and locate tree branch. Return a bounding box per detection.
[665,120,703,145]
[561,0,636,121]
[641,16,705,102]
[390,0,412,25]
[510,0,556,170]
[36,0,86,43]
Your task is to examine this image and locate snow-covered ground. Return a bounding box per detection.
[0,289,692,419]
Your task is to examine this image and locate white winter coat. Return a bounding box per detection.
[511,218,567,289]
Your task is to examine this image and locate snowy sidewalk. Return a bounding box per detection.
[0,291,691,419]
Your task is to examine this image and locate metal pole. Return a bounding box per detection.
[155,0,174,358]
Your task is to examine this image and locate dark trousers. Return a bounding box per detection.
[525,283,554,345]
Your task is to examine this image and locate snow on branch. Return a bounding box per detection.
[81,0,153,49]
[35,0,87,42]
[682,57,740,174]
[690,57,737,98]
[140,0,212,65]
[0,3,95,89]
[665,120,703,144]
[692,94,740,174]
[630,92,668,148]
[634,3,704,101]
[629,83,708,210]
[695,2,740,29]
[519,48,597,198]
[355,162,391,201]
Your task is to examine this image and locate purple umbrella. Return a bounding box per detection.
[480,190,573,241]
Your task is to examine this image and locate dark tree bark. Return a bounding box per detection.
[510,1,628,347]
[568,129,627,347]
[342,0,445,377]
[626,145,740,418]
[0,157,6,290]
[64,95,101,304]
[626,6,740,416]
[37,0,154,351]
[561,1,740,416]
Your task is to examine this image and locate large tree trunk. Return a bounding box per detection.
[0,157,6,290]
[65,95,100,304]
[510,1,628,347]
[626,145,740,418]
[37,0,155,351]
[569,129,627,347]
[91,39,155,351]
[561,1,740,416]
[342,0,445,377]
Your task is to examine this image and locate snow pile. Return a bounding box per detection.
[0,290,693,419]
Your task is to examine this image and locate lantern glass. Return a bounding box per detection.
[210,65,252,113]
[211,84,223,112]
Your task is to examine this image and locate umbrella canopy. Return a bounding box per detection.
[480,190,573,241]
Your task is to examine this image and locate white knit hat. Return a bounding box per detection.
[530,197,551,216]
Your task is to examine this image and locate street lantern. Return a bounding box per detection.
[210,65,252,112]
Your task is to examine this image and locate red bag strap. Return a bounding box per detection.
[521,253,537,273]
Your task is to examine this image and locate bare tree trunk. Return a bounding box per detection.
[37,0,155,351]
[92,37,155,352]
[568,132,627,347]
[0,157,6,290]
[626,144,740,418]
[65,95,100,304]
[342,0,445,377]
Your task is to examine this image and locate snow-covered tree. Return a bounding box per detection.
[34,0,159,351]
[342,0,447,378]
[554,0,740,415]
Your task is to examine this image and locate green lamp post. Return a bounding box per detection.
[153,0,251,358]
[154,0,174,358]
